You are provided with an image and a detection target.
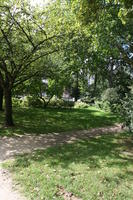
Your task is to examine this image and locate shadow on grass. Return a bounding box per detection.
[13,132,133,170]
[0,107,121,136]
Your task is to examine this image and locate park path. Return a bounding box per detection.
[0,166,26,200]
[0,124,123,200]
[0,124,122,162]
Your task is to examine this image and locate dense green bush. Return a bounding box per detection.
[12,97,23,107]
[62,100,74,108]
[16,95,74,109]
[27,96,43,108]
[49,96,74,108]
[21,96,29,107]
[49,97,64,108]
[94,88,122,113]
[99,88,120,112]
[95,100,110,111]
[12,96,46,108]
[74,101,89,109]
[80,96,96,104]
[102,88,119,103]
[121,92,133,132]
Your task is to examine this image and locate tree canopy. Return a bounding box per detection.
[0,0,132,127]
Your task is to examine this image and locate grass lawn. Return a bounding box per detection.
[4,132,133,200]
[0,106,121,136]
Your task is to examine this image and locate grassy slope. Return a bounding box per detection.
[4,132,133,200]
[0,106,121,136]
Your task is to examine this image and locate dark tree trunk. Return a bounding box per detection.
[74,72,80,102]
[4,88,14,126]
[43,95,53,108]
[74,89,79,102]
[0,86,3,111]
[93,73,97,97]
[108,64,114,88]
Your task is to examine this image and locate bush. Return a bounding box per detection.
[49,96,74,108]
[95,100,110,111]
[74,101,89,109]
[12,97,23,107]
[80,96,96,104]
[13,95,74,109]
[17,96,43,108]
[62,100,74,108]
[102,88,119,103]
[121,92,133,132]
[49,97,64,108]
[20,96,29,107]
[26,96,43,108]
[100,88,120,112]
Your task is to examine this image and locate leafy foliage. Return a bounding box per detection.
[121,89,133,132]
[74,101,89,109]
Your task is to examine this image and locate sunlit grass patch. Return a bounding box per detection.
[4,132,133,200]
[0,107,121,136]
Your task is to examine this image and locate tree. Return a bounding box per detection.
[21,54,66,108]
[0,85,3,111]
[71,0,133,67]
[0,0,59,126]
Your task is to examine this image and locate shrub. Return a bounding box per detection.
[121,91,133,132]
[49,96,74,108]
[13,95,74,109]
[95,100,110,111]
[21,96,29,107]
[18,96,43,108]
[27,96,43,108]
[101,88,120,112]
[49,96,63,108]
[61,100,74,108]
[74,101,89,109]
[80,96,96,104]
[12,97,23,107]
[102,88,119,103]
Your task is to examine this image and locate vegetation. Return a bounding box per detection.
[0,0,132,129]
[121,89,133,132]
[0,0,133,199]
[0,107,120,136]
[4,132,133,200]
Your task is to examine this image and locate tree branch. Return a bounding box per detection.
[9,10,35,48]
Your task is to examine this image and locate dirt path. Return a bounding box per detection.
[0,124,122,162]
[0,124,123,200]
[0,166,26,200]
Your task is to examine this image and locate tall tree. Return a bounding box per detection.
[0,85,3,111]
[0,0,59,126]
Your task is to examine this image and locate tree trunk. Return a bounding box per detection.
[93,73,97,97]
[43,95,53,108]
[0,86,3,111]
[4,88,14,126]
[108,64,114,88]
[74,72,80,102]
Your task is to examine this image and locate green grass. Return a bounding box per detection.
[0,106,121,136]
[4,132,133,200]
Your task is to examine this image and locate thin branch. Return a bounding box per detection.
[14,34,60,78]
[25,49,59,67]
[0,28,13,54]
[8,9,35,48]
[13,70,40,88]
[13,48,58,87]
